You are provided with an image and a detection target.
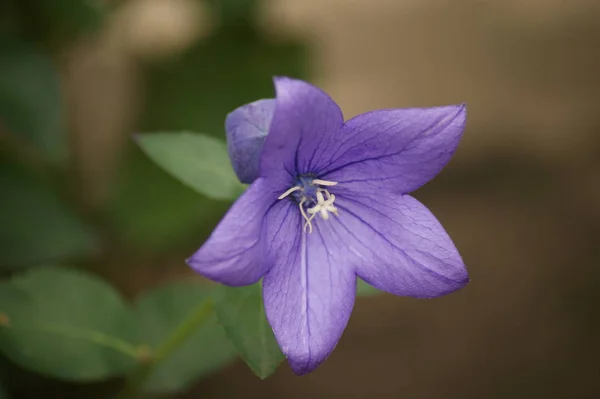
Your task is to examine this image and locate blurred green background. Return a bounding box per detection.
[1,0,600,398]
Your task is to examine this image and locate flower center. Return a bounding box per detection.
[277,176,339,233]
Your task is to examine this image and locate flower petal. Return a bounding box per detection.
[322,105,466,194]
[186,178,278,285]
[262,212,356,375]
[259,77,344,188]
[333,191,468,298]
[225,99,276,184]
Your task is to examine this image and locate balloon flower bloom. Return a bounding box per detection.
[188,77,469,374]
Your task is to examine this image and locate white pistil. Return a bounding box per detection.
[277,179,339,233]
[307,189,339,224]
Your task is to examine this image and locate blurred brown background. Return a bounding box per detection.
[7,0,600,397]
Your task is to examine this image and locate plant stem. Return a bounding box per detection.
[115,299,214,399]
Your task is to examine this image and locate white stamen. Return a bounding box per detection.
[277,179,340,233]
[312,179,338,186]
[278,186,302,200]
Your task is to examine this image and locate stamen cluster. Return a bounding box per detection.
[277,178,339,233]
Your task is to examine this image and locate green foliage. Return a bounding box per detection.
[0,38,64,162]
[215,283,284,378]
[136,132,244,200]
[0,159,98,269]
[135,282,238,394]
[0,267,139,381]
[0,269,242,392]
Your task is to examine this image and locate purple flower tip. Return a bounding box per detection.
[188,77,469,374]
[225,99,276,184]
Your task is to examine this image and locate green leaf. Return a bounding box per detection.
[357,278,383,297]
[214,283,283,378]
[0,382,7,399]
[0,39,64,162]
[135,132,244,200]
[0,160,98,269]
[135,282,237,394]
[0,267,139,381]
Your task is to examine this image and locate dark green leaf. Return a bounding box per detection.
[135,282,237,394]
[0,267,139,381]
[135,132,244,200]
[0,160,98,269]
[357,278,383,297]
[215,283,283,378]
[0,39,64,162]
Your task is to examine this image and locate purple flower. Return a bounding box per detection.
[188,77,469,375]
